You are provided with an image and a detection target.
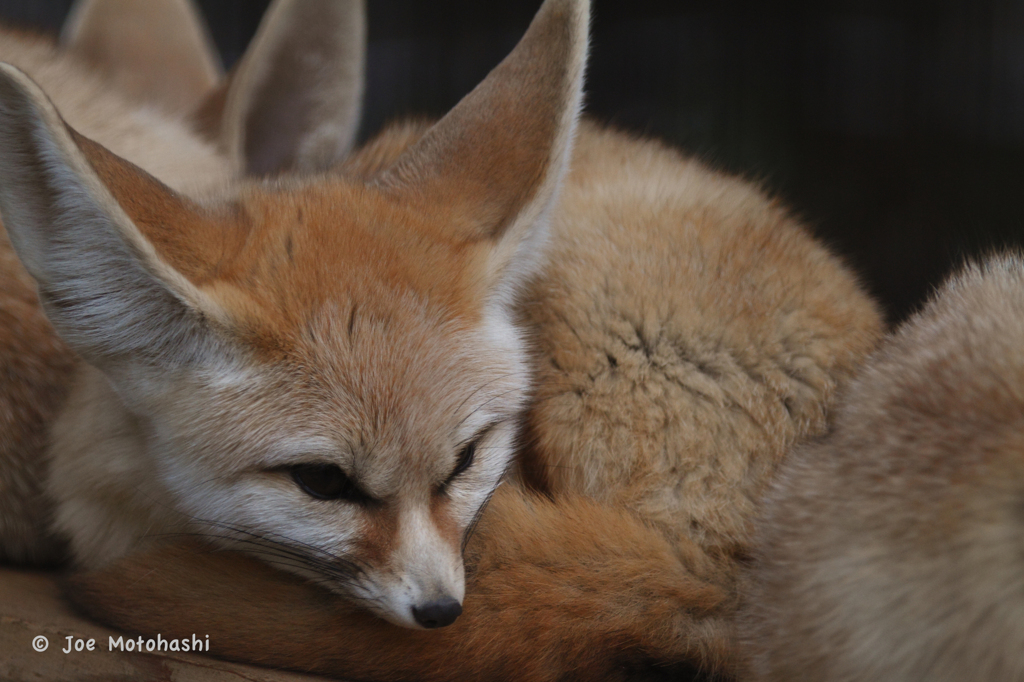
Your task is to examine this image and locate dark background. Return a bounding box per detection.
[1,0,1023,324]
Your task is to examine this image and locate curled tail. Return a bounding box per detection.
[68,484,733,682]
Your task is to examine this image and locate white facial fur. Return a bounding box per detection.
[84,294,531,628]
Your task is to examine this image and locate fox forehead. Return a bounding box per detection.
[177,304,523,493]
[154,180,491,337]
[137,179,527,488]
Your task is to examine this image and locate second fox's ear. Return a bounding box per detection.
[382,0,589,309]
[0,64,226,386]
[208,0,365,177]
[60,0,222,113]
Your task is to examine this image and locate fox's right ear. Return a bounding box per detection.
[60,0,222,113]
[382,0,589,311]
[0,64,225,386]
[197,0,366,177]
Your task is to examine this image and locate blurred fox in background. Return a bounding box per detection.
[739,254,1024,682]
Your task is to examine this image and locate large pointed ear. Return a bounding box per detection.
[60,0,222,114]
[0,64,226,380]
[207,0,365,177]
[381,0,589,309]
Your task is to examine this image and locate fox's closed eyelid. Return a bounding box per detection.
[284,462,378,506]
[445,422,501,486]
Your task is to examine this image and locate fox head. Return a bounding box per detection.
[0,0,587,628]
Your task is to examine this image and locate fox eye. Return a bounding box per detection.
[291,463,370,503]
[450,438,479,481]
[439,425,497,492]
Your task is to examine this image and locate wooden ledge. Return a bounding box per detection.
[0,566,325,681]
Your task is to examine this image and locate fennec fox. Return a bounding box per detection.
[0,0,365,565]
[738,255,1024,682]
[0,0,881,678]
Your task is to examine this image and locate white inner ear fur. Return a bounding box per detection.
[0,64,228,377]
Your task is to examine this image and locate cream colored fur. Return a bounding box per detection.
[520,121,882,595]
[0,28,229,565]
[61,0,222,113]
[738,254,1024,681]
[0,35,225,193]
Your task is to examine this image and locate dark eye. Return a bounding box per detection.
[291,463,371,503]
[449,438,478,481]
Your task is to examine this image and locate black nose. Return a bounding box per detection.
[412,597,463,628]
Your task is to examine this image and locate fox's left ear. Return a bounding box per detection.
[199,0,366,177]
[60,0,222,113]
[0,64,228,393]
[382,0,589,310]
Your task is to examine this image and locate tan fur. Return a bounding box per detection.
[0,218,74,565]
[737,254,1024,681]
[60,0,222,114]
[0,33,226,192]
[69,485,729,682]
[0,0,588,631]
[520,120,881,587]
[0,0,369,569]
[0,29,229,564]
[0,0,883,676]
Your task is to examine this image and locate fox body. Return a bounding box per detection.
[0,0,883,677]
[738,255,1024,682]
